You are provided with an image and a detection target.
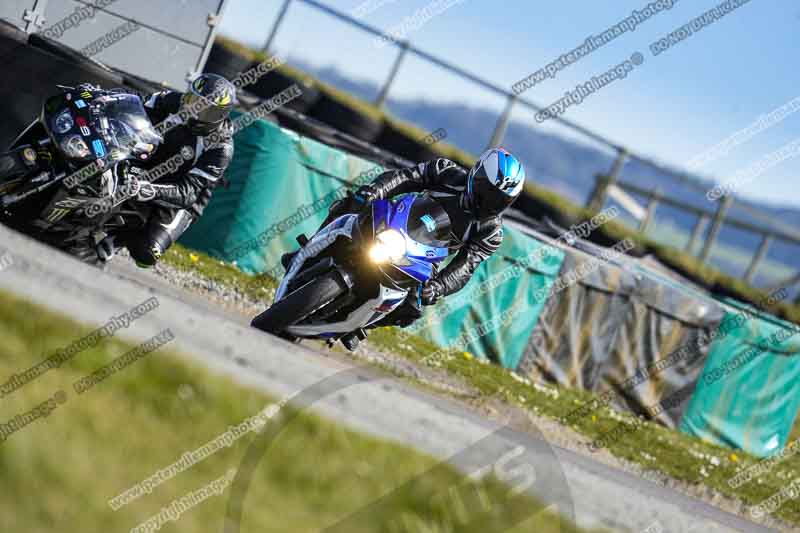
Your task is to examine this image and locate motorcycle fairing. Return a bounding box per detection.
[275,212,409,337]
[286,284,408,336]
[275,214,357,302]
[275,194,452,339]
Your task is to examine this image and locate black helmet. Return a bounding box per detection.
[180,74,237,135]
[464,148,526,218]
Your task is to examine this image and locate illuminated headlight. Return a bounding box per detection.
[53,109,74,134]
[369,229,406,263]
[60,135,91,159]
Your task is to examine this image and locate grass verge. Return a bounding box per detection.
[0,282,586,532]
[162,243,800,527]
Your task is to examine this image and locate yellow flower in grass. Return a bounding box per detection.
[730,453,739,463]
[462,351,473,360]
[189,253,200,263]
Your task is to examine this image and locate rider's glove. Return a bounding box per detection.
[353,185,378,204]
[327,185,377,221]
[420,279,444,306]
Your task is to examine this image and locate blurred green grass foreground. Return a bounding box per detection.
[0,289,583,533]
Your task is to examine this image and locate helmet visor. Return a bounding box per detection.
[468,167,518,218]
[182,92,229,126]
[474,180,512,217]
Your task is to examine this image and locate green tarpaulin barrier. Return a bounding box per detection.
[407,230,564,369]
[681,299,800,457]
[517,235,725,428]
[180,115,561,367]
[181,112,381,275]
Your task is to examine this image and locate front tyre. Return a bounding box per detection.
[251,271,347,336]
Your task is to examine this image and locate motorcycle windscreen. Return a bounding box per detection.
[389,195,451,283]
[93,94,162,160]
[405,195,453,248]
[44,92,161,166]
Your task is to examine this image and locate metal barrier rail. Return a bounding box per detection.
[594,176,800,284]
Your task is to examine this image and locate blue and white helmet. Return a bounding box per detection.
[465,148,526,218]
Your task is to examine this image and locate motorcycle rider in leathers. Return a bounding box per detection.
[96,73,237,266]
[284,147,526,351]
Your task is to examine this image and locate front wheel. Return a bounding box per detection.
[251,271,347,336]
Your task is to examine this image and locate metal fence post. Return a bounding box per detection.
[699,194,733,263]
[262,0,294,54]
[486,94,517,149]
[587,149,627,212]
[639,188,661,234]
[685,214,709,254]
[374,40,409,109]
[743,233,773,284]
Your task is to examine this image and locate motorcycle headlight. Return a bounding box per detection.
[60,135,91,159]
[53,109,74,134]
[369,229,407,263]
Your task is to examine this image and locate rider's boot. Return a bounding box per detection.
[340,334,359,351]
[340,328,367,351]
[95,234,116,263]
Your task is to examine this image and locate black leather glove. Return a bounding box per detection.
[353,185,378,204]
[327,185,377,221]
[420,279,444,306]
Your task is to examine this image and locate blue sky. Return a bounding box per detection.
[219,0,800,208]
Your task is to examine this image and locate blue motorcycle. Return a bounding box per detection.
[251,192,454,345]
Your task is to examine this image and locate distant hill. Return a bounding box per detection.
[289,58,800,284]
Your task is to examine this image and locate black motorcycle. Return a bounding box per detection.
[0,85,162,264]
